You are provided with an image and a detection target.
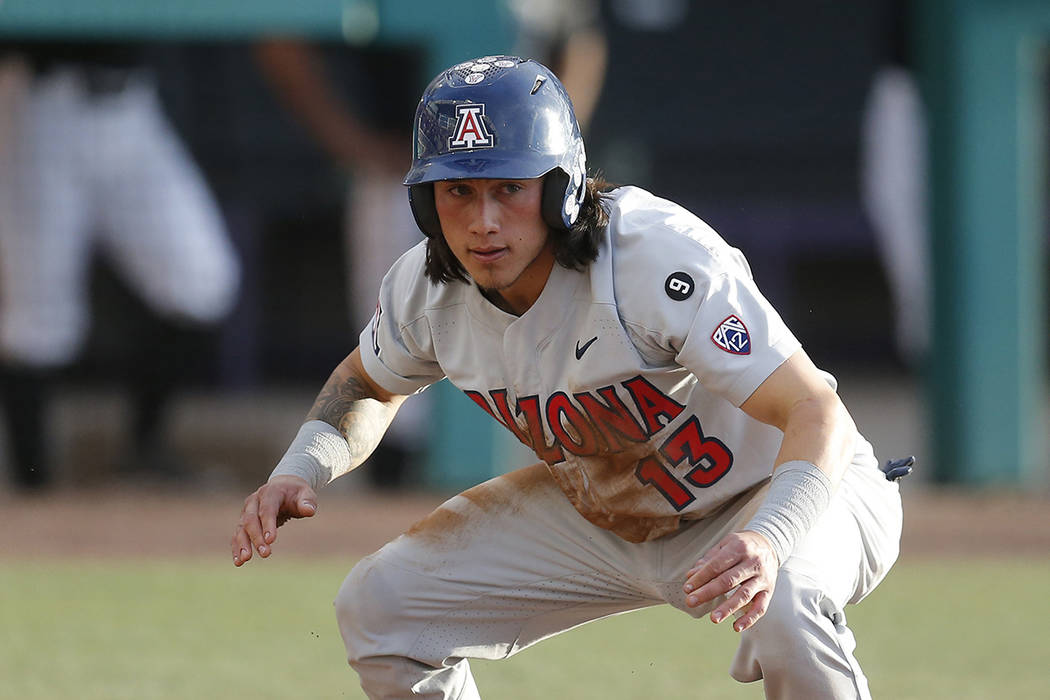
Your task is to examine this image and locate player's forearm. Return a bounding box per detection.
[253,39,367,164]
[743,391,855,565]
[270,349,406,489]
[305,352,405,472]
[772,390,856,484]
[558,28,608,131]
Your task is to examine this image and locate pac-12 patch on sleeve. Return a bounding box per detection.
[711,315,751,355]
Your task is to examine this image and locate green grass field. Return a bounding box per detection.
[2,557,1047,699]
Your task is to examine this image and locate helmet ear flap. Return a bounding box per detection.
[542,170,571,231]
[408,183,441,237]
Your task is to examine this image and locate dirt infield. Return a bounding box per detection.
[2,484,1048,561]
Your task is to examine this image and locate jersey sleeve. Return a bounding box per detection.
[675,268,801,406]
[611,189,801,407]
[357,243,447,396]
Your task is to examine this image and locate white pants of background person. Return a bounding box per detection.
[336,439,902,699]
[0,62,239,369]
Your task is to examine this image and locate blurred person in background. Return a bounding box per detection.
[860,0,929,366]
[254,38,428,490]
[0,41,240,492]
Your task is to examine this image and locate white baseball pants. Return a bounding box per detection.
[335,442,902,699]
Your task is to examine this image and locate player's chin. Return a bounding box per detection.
[469,269,510,292]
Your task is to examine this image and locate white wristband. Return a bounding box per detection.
[269,420,352,492]
[743,460,833,566]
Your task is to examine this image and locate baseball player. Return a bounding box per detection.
[232,56,904,699]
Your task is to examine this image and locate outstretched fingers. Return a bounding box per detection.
[255,488,284,555]
[681,531,780,632]
[232,491,263,566]
[231,477,318,567]
[730,589,772,632]
[232,488,274,565]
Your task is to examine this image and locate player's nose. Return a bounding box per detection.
[468,192,501,235]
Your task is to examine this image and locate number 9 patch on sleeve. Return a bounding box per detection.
[664,271,694,301]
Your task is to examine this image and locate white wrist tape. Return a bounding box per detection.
[743,460,833,566]
[269,420,352,492]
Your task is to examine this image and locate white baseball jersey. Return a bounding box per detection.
[361,186,836,543]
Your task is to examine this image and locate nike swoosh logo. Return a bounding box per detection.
[575,336,598,360]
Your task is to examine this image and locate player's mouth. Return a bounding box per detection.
[469,246,508,264]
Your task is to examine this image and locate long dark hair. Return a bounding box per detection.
[424,176,616,285]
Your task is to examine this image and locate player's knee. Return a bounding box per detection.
[731,572,867,695]
[334,554,406,662]
[172,270,239,324]
[729,572,826,682]
[148,253,240,325]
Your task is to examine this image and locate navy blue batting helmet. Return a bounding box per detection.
[403,55,587,237]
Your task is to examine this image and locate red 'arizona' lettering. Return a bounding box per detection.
[546,392,602,456]
[622,376,686,434]
[465,389,565,464]
[487,388,532,446]
[465,390,498,421]
[464,378,734,508]
[465,377,688,458]
[574,386,647,450]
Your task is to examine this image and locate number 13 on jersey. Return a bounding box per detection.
[636,416,733,510]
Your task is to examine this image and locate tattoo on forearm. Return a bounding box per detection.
[307,370,394,466]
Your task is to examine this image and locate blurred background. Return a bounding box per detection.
[0,0,1047,498]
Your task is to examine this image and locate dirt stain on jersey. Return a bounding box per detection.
[408,449,684,548]
[548,443,683,543]
[404,505,469,545]
[405,463,554,551]
[460,462,552,514]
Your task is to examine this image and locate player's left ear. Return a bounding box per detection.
[408,183,442,237]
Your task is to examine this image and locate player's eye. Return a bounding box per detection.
[501,182,524,194]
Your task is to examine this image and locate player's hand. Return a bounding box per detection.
[682,530,779,632]
[231,475,318,566]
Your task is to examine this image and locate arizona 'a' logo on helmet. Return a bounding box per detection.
[448,104,494,151]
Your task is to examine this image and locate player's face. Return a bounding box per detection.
[434,177,554,314]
